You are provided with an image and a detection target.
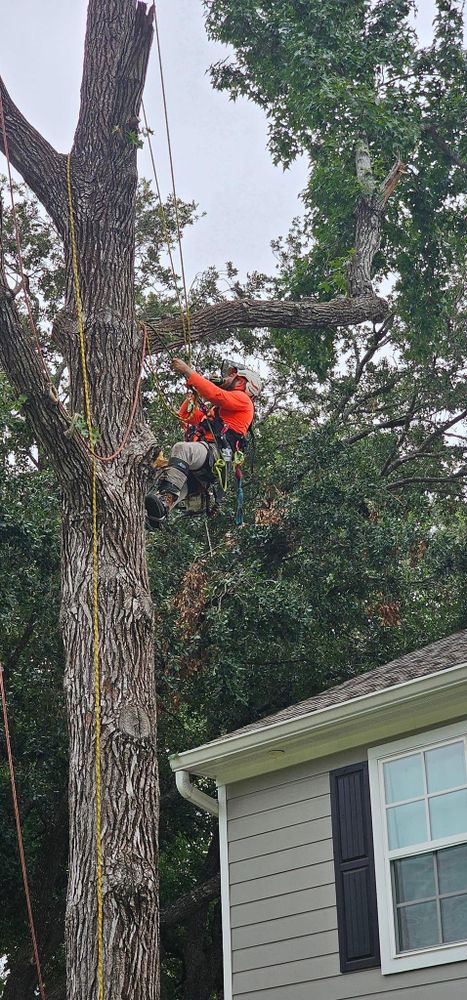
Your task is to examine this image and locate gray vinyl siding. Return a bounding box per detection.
[225,749,467,999]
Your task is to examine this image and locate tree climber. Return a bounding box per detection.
[145,357,262,528]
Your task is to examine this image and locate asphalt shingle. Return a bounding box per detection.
[220,629,467,741]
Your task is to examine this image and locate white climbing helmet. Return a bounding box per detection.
[221,359,263,398]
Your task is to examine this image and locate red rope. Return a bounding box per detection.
[0,663,46,1000]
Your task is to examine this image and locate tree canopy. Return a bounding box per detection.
[1,1,466,998]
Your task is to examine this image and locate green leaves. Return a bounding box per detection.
[205,0,467,364]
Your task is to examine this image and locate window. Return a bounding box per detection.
[369,722,467,974]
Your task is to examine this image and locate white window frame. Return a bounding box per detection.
[368,719,467,975]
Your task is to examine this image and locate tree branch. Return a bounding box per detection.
[379,390,419,476]
[348,139,405,297]
[335,313,395,419]
[160,874,220,929]
[423,124,467,171]
[387,468,467,490]
[0,78,65,228]
[74,1,154,153]
[0,202,89,485]
[146,293,389,353]
[343,415,409,445]
[382,408,467,476]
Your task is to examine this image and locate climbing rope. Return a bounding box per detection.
[152,6,192,360]
[0,662,46,1000]
[141,2,193,362]
[141,100,191,358]
[66,154,104,1000]
[142,322,183,421]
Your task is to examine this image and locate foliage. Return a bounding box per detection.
[1,6,467,994]
[205,0,467,369]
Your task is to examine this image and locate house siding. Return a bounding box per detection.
[225,749,467,999]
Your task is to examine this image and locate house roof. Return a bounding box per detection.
[216,628,467,742]
[170,630,467,783]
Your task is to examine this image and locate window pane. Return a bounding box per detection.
[430,790,467,840]
[384,754,424,804]
[441,894,467,944]
[438,844,467,894]
[393,853,436,903]
[387,800,427,849]
[397,901,439,951]
[425,743,467,794]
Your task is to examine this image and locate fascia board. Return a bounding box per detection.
[169,662,467,782]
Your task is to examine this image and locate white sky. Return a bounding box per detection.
[1,0,440,284]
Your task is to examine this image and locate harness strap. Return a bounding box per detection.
[168,456,190,476]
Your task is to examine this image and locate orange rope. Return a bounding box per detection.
[0,662,46,1000]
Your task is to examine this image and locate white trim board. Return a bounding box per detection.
[218,784,233,1000]
[170,662,467,783]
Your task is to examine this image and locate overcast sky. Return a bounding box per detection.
[1,0,439,284]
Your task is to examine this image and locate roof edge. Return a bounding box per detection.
[170,661,467,777]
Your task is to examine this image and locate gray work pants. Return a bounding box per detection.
[163,441,218,500]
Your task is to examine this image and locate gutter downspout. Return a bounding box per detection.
[175,769,219,818]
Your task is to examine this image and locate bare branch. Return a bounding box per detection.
[160,874,220,928]
[388,468,467,490]
[0,78,66,228]
[74,1,154,154]
[380,390,419,475]
[344,416,409,445]
[0,204,89,485]
[348,139,405,297]
[335,313,395,419]
[146,293,389,353]
[424,124,467,171]
[381,158,407,204]
[383,408,467,476]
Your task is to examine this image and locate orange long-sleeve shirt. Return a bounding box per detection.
[178,371,254,437]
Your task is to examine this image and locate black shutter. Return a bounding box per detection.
[330,761,380,973]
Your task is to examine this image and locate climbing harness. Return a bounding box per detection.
[66,154,104,1000]
[234,446,246,527]
[0,662,47,1000]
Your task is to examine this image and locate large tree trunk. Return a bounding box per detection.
[62,485,159,999]
[1,3,159,997]
[60,6,159,991]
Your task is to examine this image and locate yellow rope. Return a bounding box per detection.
[66,154,104,1000]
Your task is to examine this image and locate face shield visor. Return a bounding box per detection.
[220,359,240,378]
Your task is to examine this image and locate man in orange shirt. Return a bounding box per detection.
[145,357,261,528]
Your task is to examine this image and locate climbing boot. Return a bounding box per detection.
[145,491,173,530]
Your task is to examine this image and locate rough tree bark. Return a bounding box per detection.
[1,3,160,999]
[0,5,403,998]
